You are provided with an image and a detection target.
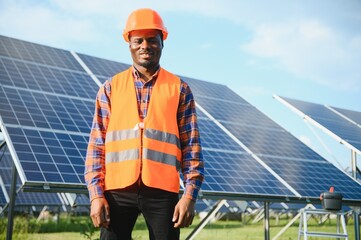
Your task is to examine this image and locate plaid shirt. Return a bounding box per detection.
[85,67,204,202]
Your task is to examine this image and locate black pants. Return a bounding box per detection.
[100,183,180,240]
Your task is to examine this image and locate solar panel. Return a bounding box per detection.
[261,156,361,200]
[0,35,83,72]
[275,96,361,153]
[0,86,94,132]
[0,35,97,193]
[0,58,97,99]
[76,53,129,78]
[195,199,247,213]
[200,150,293,196]
[1,35,361,207]
[0,147,63,206]
[189,82,361,203]
[330,106,361,128]
[5,126,87,186]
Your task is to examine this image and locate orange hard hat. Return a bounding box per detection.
[123,8,168,42]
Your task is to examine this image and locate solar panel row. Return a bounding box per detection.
[1,35,361,208]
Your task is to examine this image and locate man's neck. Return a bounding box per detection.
[134,64,160,82]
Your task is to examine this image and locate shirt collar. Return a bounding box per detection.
[132,65,160,84]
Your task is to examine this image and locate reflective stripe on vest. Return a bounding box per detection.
[104,67,182,193]
[106,128,181,169]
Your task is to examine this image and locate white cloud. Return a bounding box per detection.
[0,1,103,47]
[241,20,361,91]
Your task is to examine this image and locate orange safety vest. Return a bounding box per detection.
[104,67,182,193]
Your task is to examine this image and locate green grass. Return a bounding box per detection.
[0,213,358,240]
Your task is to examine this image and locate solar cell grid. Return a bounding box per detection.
[0,149,63,206]
[0,36,83,72]
[77,53,129,78]
[6,126,86,185]
[73,194,90,206]
[220,121,323,160]
[196,96,278,129]
[197,118,245,152]
[262,156,361,200]
[201,150,294,196]
[0,86,94,133]
[184,76,249,105]
[332,107,361,126]
[0,58,98,99]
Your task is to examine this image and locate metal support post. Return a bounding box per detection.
[351,150,357,179]
[354,211,360,240]
[6,162,18,240]
[264,201,270,240]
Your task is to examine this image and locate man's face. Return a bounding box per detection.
[129,29,163,69]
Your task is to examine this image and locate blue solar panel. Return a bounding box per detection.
[0,35,98,192]
[223,123,323,160]
[0,86,94,133]
[196,96,324,160]
[279,96,361,152]
[190,81,361,202]
[184,76,250,105]
[201,150,294,196]
[0,58,98,99]
[77,53,129,78]
[197,118,245,151]
[74,194,90,206]
[195,199,247,213]
[195,199,215,212]
[262,156,361,200]
[0,148,63,206]
[331,106,361,127]
[0,35,83,72]
[5,126,87,185]
[195,97,277,129]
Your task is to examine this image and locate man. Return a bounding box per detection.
[84,8,204,240]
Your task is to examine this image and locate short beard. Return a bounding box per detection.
[139,60,158,69]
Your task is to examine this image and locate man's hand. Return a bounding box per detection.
[90,197,110,228]
[172,197,195,228]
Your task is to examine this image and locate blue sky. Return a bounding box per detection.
[0,0,360,170]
